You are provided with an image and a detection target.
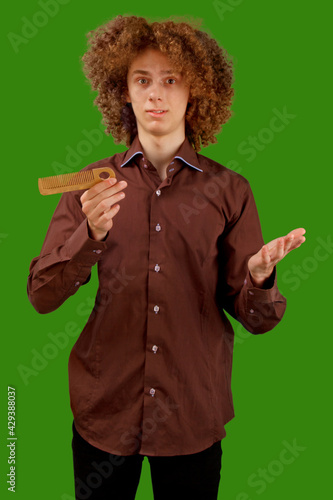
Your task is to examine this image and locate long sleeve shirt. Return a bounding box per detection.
[27,135,286,457]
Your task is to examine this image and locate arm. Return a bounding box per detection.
[27,176,127,314]
[216,181,287,334]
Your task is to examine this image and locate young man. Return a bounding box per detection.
[27,15,306,500]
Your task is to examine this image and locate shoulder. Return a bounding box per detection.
[196,151,251,194]
[60,150,128,207]
[79,150,128,174]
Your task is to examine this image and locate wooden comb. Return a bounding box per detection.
[38,167,116,195]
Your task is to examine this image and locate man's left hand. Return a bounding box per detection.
[248,227,306,288]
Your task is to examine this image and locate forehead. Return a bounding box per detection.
[128,48,176,75]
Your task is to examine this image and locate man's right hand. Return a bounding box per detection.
[80,177,128,241]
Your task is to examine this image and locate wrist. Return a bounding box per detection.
[87,222,108,241]
[249,270,274,289]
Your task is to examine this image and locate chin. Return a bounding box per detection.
[145,125,171,136]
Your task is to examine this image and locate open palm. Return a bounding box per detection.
[248,227,306,287]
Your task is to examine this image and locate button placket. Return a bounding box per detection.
[142,175,166,446]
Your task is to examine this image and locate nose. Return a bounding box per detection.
[148,82,163,103]
[149,95,161,102]
[149,93,162,103]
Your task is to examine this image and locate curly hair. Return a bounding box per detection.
[81,15,234,152]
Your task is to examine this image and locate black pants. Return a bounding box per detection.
[72,422,222,500]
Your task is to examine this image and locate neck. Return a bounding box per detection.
[138,129,186,181]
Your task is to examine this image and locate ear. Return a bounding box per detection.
[124,88,131,103]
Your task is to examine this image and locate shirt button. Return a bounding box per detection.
[249,308,254,314]
[93,249,102,254]
[155,223,161,232]
[156,189,161,196]
[154,264,160,272]
[149,388,156,397]
[152,345,158,354]
[244,278,247,285]
[154,305,160,314]
[74,281,80,287]
[248,291,254,296]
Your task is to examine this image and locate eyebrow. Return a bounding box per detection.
[131,70,175,76]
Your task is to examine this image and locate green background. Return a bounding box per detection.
[1,0,331,498]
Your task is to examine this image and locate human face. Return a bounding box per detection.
[126,48,190,140]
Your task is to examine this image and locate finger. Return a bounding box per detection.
[288,235,306,252]
[266,228,305,254]
[284,233,295,253]
[88,203,122,237]
[93,180,128,207]
[94,203,121,228]
[81,181,128,215]
[81,178,128,206]
[80,177,118,204]
[265,237,280,253]
[261,245,271,265]
[287,227,306,239]
[293,236,306,249]
[276,237,285,261]
[88,190,126,221]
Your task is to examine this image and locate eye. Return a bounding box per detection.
[138,78,148,85]
[166,78,176,84]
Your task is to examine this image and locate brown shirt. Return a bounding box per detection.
[27,135,286,457]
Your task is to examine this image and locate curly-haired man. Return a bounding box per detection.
[28,15,305,500]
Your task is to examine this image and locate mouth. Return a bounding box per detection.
[146,110,168,117]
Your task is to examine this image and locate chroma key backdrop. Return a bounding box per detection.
[1,1,332,499]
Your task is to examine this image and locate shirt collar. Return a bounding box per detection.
[120,135,203,172]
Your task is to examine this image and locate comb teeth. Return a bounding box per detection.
[38,167,116,195]
[41,170,94,189]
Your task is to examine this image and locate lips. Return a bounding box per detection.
[146,109,168,117]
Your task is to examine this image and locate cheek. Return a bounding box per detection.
[132,89,149,105]
[175,90,190,111]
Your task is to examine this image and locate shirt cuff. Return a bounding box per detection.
[65,219,108,266]
[243,267,283,304]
